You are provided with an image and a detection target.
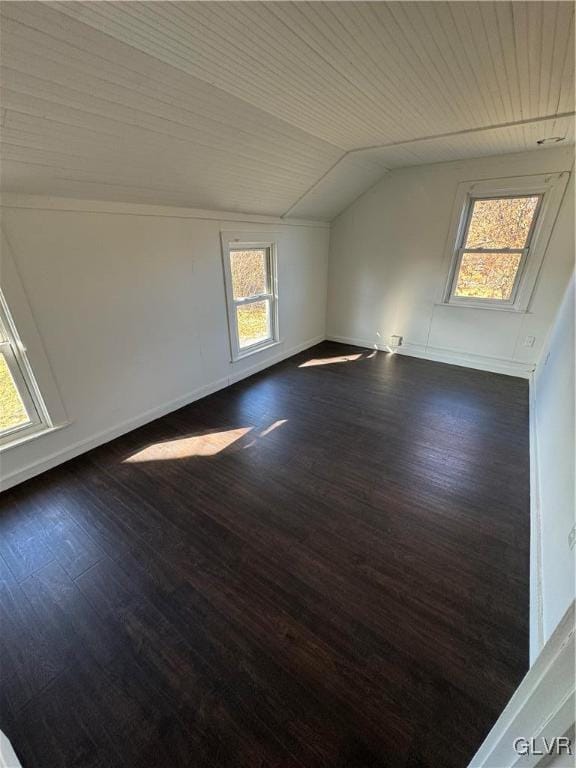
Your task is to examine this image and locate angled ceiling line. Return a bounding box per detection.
[281,111,575,220]
[281,151,351,219]
[348,111,576,154]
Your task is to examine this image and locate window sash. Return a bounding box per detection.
[229,247,272,301]
[222,240,279,360]
[0,340,42,444]
[463,193,543,249]
[448,194,543,306]
[0,289,51,449]
[449,247,530,306]
[236,298,273,351]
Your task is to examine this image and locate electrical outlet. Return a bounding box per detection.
[569,525,576,551]
[523,335,536,348]
[390,335,403,347]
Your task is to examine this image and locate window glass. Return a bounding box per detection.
[465,196,540,249]
[224,240,277,359]
[236,300,271,348]
[230,249,268,300]
[454,252,523,300]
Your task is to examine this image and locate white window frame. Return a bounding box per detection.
[221,234,280,361]
[0,290,51,448]
[441,172,570,312]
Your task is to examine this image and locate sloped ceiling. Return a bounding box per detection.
[0,1,574,220]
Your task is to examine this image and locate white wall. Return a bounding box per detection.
[327,147,574,377]
[0,197,329,489]
[531,272,575,654]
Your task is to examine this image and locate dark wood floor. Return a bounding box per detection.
[0,342,530,768]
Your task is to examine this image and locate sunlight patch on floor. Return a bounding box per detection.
[124,427,253,462]
[259,419,287,437]
[299,353,363,367]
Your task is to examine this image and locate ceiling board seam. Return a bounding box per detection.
[294,2,420,139]
[422,4,480,124]
[365,3,463,133]
[2,24,337,164]
[1,71,338,181]
[478,4,510,123]
[263,3,390,135]
[159,1,373,142]
[1,15,342,162]
[554,7,575,117]
[116,0,354,135]
[337,3,438,132]
[492,3,518,122]
[41,3,352,151]
[389,3,469,128]
[32,2,349,153]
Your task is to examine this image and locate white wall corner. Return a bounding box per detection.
[529,371,545,665]
[325,334,534,378]
[468,600,575,768]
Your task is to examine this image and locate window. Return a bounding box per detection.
[0,291,49,446]
[443,173,569,311]
[450,195,541,304]
[221,236,279,360]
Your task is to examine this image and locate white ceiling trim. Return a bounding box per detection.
[0,193,330,228]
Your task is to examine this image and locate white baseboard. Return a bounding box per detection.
[229,334,324,384]
[326,334,534,378]
[0,335,324,492]
[529,372,545,665]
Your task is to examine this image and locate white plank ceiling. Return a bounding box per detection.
[1,1,574,220]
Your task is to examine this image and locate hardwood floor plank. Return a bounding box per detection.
[0,343,530,768]
[0,493,55,582]
[0,554,64,715]
[76,557,306,768]
[20,560,123,667]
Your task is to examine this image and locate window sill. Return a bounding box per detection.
[0,421,71,453]
[436,303,529,314]
[232,339,282,363]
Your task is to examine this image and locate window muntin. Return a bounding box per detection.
[0,293,48,446]
[449,194,542,305]
[222,241,278,359]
